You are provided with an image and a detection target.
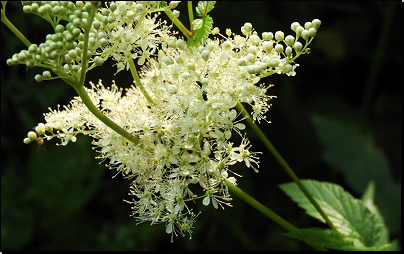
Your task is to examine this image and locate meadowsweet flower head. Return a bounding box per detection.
[19,0,321,241]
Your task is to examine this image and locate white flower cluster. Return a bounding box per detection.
[21,1,320,241]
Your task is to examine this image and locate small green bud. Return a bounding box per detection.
[285,46,292,57]
[135,4,144,12]
[301,30,310,40]
[262,32,273,41]
[99,38,108,46]
[201,50,210,61]
[163,56,174,65]
[93,20,101,30]
[282,64,293,73]
[23,5,32,14]
[109,2,117,12]
[312,19,321,29]
[28,131,37,140]
[275,31,284,41]
[293,41,303,52]
[295,26,304,37]
[248,34,261,46]
[24,137,32,144]
[176,39,185,49]
[274,44,283,53]
[168,38,176,48]
[35,74,44,82]
[172,10,180,18]
[175,55,184,64]
[94,56,104,66]
[69,49,78,59]
[262,41,273,52]
[290,22,300,32]
[18,52,26,61]
[308,27,317,37]
[43,71,51,79]
[284,35,295,46]
[243,22,252,33]
[304,22,312,30]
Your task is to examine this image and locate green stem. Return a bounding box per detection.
[74,85,141,145]
[187,1,194,33]
[164,10,192,39]
[236,102,338,232]
[127,57,155,105]
[1,3,31,47]
[225,179,327,251]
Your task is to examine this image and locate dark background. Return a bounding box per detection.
[1,1,400,251]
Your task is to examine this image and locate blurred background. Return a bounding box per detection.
[1,1,400,251]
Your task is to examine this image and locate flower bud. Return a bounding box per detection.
[295,26,304,37]
[301,30,310,40]
[304,22,312,30]
[175,55,184,64]
[293,41,303,52]
[201,50,210,61]
[35,123,46,135]
[290,22,300,32]
[35,74,44,82]
[284,35,295,46]
[176,39,185,49]
[308,27,317,37]
[262,41,273,52]
[243,22,252,33]
[172,10,180,18]
[274,44,283,53]
[163,56,174,65]
[285,46,292,57]
[275,31,284,41]
[262,32,273,41]
[43,71,51,79]
[248,34,261,46]
[312,19,321,29]
[28,131,37,140]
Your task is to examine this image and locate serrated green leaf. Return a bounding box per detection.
[310,114,401,235]
[196,1,216,17]
[279,180,385,247]
[284,228,354,250]
[284,228,393,251]
[188,15,213,47]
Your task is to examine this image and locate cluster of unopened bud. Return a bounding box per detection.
[232,19,321,76]
[23,123,53,145]
[7,1,116,82]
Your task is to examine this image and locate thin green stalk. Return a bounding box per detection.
[164,10,192,39]
[187,1,194,33]
[1,2,31,47]
[74,85,141,145]
[127,57,155,105]
[236,102,338,232]
[225,179,327,251]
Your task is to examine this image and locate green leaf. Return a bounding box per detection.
[310,114,401,234]
[195,1,216,17]
[284,228,392,251]
[279,180,386,248]
[187,15,213,47]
